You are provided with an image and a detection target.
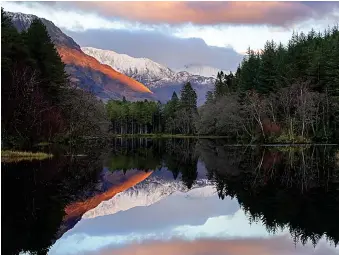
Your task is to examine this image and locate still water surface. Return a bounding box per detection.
[2,139,339,255]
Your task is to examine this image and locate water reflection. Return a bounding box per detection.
[2,152,103,255]
[198,141,339,246]
[2,138,339,255]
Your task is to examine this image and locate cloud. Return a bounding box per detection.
[85,237,339,255]
[3,1,339,55]
[31,1,339,27]
[65,29,243,71]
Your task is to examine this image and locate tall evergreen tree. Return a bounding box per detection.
[180,82,197,110]
[258,40,278,93]
[214,71,225,98]
[179,82,198,134]
[25,18,68,104]
[205,91,214,104]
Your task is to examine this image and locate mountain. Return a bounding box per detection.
[58,169,153,238]
[176,64,229,78]
[82,174,213,219]
[82,47,216,105]
[81,47,174,86]
[6,11,153,101]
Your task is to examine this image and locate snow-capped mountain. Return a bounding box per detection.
[81,47,217,104]
[82,176,213,219]
[81,47,174,84]
[176,64,229,78]
[82,47,215,89]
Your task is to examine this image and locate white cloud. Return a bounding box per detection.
[2,1,339,54]
[173,24,292,53]
[1,1,152,32]
[173,11,339,54]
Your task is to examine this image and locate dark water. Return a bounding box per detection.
[2,139,339,255]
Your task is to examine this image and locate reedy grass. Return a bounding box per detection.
[1,150,53,163]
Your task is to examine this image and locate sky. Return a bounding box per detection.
[3,1,339,71]
[47,184,339,255]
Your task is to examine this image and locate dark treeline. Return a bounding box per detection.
[106,82,198,135]
[1,9,107,150]
[198,26,339,143]
[198,140,339,246]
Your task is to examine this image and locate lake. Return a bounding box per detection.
[2,138,339,255]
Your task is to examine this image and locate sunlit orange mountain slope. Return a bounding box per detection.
[57,46,152,94]
[8,11,153,100]
[63,170,153,225]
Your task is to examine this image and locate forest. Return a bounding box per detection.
[106,25,339,143]
[199,25,339,143]
[1,9,107,150]
[106,82,198,135]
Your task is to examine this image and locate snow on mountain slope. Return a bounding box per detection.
[177,64,229,78]
[82,47,174,82]
[81,47,215,89]
[82,176,213,219]
[81,47,216,104]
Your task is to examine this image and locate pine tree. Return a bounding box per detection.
[214,71,225,98]
[179,82,198,134]
[205,91,214,104]
[164,91,179,133]
[25,18,68,104]
[171,91,179,103]
[258,40,278,93]
[238,47,260,92]
[180,82,197,110]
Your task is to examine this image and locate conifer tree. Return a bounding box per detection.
[25,18,68,104]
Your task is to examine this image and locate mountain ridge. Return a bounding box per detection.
[6,11,153,101]
[81,46,218,104]
[7,11,219,104]
[82,176,213,219]
[82,46,217,89]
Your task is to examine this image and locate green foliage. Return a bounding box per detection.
[106,99,160,134]
[106,82,198,135]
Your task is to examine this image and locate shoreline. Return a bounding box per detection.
[107,134,339,145]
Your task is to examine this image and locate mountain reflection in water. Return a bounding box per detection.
[2,138,339,255]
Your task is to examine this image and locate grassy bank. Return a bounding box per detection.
[1,150,53,163]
